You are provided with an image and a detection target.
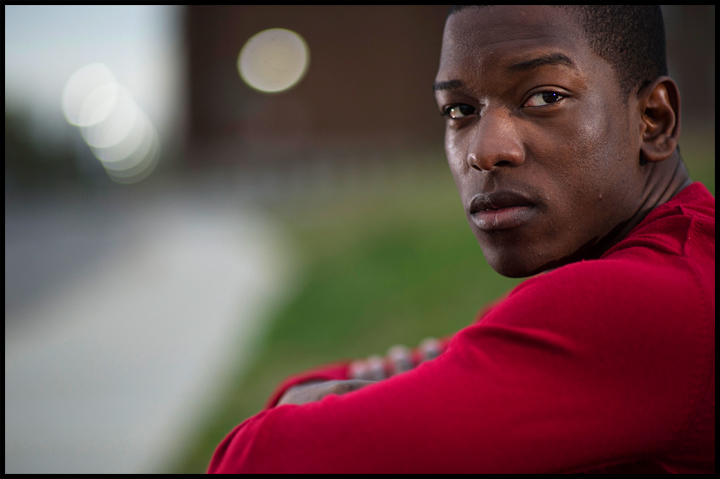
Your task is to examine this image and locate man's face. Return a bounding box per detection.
[435,6,644,277]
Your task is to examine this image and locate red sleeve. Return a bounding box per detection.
[207,250,713,473]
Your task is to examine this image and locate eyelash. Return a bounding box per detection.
[441,91,565,119]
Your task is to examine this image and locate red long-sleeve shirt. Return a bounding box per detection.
[208,182,715,474]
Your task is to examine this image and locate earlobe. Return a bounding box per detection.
[638,77,681,163]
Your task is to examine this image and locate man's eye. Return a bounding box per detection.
[442,104,477,119]
[524,91,564,107]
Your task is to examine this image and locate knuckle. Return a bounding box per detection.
[366,355,387,380]
[387,344,411,358]
[387,344,414,374]
[419,337,442,361]
[349,360,367,379]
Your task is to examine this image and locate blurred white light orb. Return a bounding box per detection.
[104,126,161,185]
[78,82,120,127]
[81,89,138,148]
[62,62,161,184]
[61,63,116,126]
[90,109,150,165]
[238,28,310,93]
[99,113,156,174]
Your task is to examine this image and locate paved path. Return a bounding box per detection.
[5,187,297,473]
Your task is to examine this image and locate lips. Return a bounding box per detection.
[469,191,536,213]
[469,190,537,231]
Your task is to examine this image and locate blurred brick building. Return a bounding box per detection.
[184,5,448,171]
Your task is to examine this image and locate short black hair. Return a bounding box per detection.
[447,6,668,103]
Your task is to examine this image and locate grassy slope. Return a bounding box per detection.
[171,137,714,473]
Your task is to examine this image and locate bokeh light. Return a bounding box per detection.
[103,120,161,185]
[90,108,149,163]
[61,63,117,127]
[62,63,161,184]
[81,87,137,148]
[238,28,310,93]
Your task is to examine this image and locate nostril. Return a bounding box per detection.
[470,164,482,171]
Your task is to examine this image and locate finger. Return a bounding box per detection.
[365,355,387,380]
[387,344,414,375]
[419,337,442,362]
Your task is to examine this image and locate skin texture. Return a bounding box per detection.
[435,5,691,278]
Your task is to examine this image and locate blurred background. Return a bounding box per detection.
[4,6,714,473]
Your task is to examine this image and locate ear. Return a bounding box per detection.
[637,76,681,163]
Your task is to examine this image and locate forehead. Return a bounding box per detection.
[439,6,592,78]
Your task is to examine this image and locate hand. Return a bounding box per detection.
[277,379,377,406]
[276,337,443,406]
[348,337,443,380]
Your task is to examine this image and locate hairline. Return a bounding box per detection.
[445,5,640,105]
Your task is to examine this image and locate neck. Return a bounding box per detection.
[593,151,693,259]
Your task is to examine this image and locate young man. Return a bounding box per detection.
[208,6,714,473]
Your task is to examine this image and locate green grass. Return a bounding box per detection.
[680,127,715,196]
[169,137,714,473]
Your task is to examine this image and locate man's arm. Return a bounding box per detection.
[208,260,708,473]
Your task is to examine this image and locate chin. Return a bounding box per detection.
[489,261,537,278]
[483,248,554,278]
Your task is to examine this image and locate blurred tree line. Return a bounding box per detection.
[5,107,82,193]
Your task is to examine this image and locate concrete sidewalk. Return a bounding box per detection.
[5,190,297,473]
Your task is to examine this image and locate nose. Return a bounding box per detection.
[467,109,524,171]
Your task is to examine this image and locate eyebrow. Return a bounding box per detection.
[506,53,575,73]
[433,53,576,92]
[433,79,463,92]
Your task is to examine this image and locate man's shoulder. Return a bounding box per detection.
[606,181,715,259]
[657,181,715,220]
[493,253,710,338]
[513,257,688,304]
[525,249,705,305]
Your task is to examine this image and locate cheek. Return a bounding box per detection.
[445,130,470,190]
[551,104,622,193]
[545,105,637,236]
[574,105,637,198]
[445,130,466,170]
